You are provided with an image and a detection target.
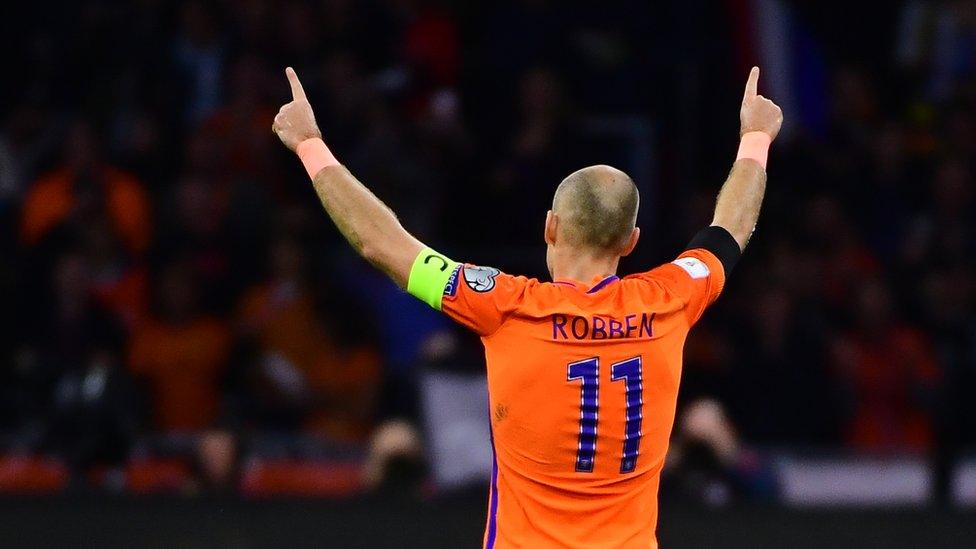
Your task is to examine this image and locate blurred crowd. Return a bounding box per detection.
[0,0,974,499]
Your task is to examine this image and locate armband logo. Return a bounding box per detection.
[443,265,462,297]
[463,265,500,293]
[672,257,709,279]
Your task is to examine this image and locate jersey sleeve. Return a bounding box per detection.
[406,248,530,336]
[441,266,530,335]
[639,226,740,325]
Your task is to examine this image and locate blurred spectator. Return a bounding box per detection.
[187,429,241,495]
[45,347,140,480]
[82,220,149,331]
[159,173,233,314]
[173,0,226,126]
[19,121,151,255]
[128,259,231,432]
[363,419,424,492]
[489,68,577,245]
[399,0,461,104]
[197,54,277,184]
[663,399,777,505]
[0,103,61,216]
[237,236,381,442]
[832,279,941,453]
[7,250,140,480]
[897,0,976,101]
[0,127,22,214]
[35,252,119,374]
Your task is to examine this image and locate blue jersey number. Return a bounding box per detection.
[567,356,644,474]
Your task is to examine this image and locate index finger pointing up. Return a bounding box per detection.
[743,66,759,103]
[286,67,306,102]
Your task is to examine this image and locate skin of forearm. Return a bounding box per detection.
[311,165,423,288]
[710,158,767,251]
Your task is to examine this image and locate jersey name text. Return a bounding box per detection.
[551,312,655,340]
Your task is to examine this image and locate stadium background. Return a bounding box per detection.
[1,0,975,547]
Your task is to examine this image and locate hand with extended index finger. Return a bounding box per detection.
[739,66,783,141]
[742,66,759,104]
[286,66,307,102]
[273,67,322,152]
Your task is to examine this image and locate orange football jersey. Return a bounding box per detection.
[438,247,727,548]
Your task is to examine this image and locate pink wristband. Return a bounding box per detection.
[736,131,772,169]
[296,138,340,179]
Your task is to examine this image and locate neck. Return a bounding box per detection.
[549,247,620,284]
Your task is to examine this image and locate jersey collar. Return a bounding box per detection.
[553,274,620,294]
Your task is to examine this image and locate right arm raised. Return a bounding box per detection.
[643,67,782,325]
[710,67,783,251]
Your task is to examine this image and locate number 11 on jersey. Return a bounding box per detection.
[567,356,643,474]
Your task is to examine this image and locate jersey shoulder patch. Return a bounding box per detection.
[462,265,500,292]
[671,257,710,279]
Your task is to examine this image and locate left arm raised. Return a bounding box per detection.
[273,67,422,288]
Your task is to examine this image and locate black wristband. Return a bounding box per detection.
[685,226,741,276]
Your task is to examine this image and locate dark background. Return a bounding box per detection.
[1,0,975,546]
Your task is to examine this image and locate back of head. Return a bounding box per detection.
[552,165,639,255]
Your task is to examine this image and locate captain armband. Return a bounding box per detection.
[407,247,460,311]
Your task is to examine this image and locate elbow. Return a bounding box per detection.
[358,242,383,266]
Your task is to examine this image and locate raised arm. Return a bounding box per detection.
[710,67,783,251]
[272,67,423,288]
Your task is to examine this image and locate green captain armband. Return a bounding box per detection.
[407,247,460,311]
